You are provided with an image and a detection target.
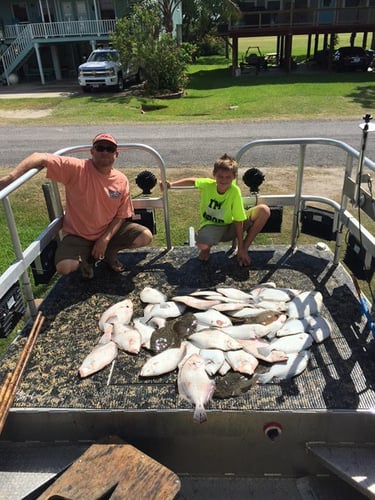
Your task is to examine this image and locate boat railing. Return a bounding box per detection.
[235,137,375,266]
[1,137,375,326]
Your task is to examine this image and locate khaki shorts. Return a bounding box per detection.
[196,219,252,246]
[54,221,145,265]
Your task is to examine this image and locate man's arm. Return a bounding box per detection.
[0,152,48,190]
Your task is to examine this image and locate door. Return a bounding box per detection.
[76,1,88,20]
[12,3,29,23]
[61,1,73,21]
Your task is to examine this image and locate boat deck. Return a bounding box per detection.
[2,244,375,412]
[1,244,375,487]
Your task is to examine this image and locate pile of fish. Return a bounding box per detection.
[78,283,332,424]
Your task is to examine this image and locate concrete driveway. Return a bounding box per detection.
[0,80,80,98]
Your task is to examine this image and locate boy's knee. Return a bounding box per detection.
[263,204,271,219]
[257,204,271,220]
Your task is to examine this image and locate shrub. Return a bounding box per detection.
[197,35,226,57]
[112,1,190,94]
[143,35,190,94]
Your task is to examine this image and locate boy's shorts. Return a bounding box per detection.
[196,219,252,246]
[54,221,145,265]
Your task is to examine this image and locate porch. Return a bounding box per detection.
[218,5,375,72]
[1,20,116,85]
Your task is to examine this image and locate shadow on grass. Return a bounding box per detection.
[66,65,375,111]
[69,92,170,111]
[348,85,375,109]
[188,65,375,89]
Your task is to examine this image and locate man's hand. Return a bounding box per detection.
[0,153,47,192]
[91,238,109,261]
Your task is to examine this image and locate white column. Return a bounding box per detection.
[38,0,46,23]
[51,45,61,80]
[34,43,45,85]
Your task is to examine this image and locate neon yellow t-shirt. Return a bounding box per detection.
[195,178,246,228]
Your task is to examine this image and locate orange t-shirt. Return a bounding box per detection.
[45,154,134,240]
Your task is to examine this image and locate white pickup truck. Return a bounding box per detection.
[78,47,140,92]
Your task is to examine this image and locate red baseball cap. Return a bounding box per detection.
[92,133,117,146]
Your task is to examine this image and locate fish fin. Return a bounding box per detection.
[98,328,112,344]
[105,313,119,325]
[249,373,259,387]
[193,404,207,424]
[270,350,289,362]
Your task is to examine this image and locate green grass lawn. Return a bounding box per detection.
[0,33,373,124]
[0,67,373,124]
[238,33,359,57]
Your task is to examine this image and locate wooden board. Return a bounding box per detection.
[38,443,181,499]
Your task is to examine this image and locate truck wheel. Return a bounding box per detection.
[116,74,124,92]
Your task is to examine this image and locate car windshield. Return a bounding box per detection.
[88,52,118,62]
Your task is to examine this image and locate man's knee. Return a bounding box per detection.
[132,228,153,248]
[56,258,80,275]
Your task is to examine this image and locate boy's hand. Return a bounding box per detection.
[159,180,171,191]
[237,249,251,267]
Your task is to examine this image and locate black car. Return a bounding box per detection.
[333,46,371,72]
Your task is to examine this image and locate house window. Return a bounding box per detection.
[12,3,29,23]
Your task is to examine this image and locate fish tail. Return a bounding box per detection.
[257,372,272,384]
[193,404,207,424]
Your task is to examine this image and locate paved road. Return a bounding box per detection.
[0,120,373,169]
[0,80,373,167]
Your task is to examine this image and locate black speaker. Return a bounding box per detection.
[0,283,25,337]
[261,206,283,233]
[132,208,156,234]
[300,206,336,241]
[344,234,375,281]
[31,239,57,285]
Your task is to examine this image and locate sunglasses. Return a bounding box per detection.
[94,144,117,153]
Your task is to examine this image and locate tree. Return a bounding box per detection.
[111,1,191,94]
[181,0,240,41]
[158,0,182,34]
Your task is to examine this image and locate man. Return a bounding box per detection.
[0,133,153,278]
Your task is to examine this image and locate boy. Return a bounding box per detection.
[165,154,270,266]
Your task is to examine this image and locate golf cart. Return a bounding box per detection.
[240,46,268,74]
